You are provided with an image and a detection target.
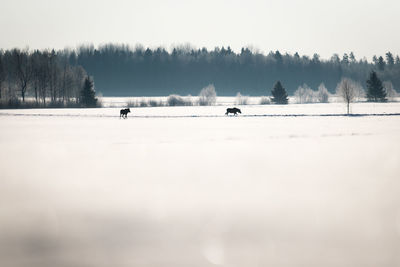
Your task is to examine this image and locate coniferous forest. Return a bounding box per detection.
[72,44,400,96]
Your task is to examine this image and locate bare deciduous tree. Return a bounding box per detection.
[72,66,87,103]
[336,78,356,114]
[48,50,59,103]
[0,52,4,99]
[12,49,32,102]
[1,48,90,108]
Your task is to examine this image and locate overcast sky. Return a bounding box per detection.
[1,0,399,60]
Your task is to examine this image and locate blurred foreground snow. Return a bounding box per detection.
[1,103,400,267]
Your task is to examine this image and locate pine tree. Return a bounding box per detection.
[372,55,378,65]
[395,56,400,65]
[342,53,349,65]
[366,71,386,102]
[386,52,394,67]
[349,52,356,63]
[377,56,385,71]
[271,81,288,104]
[80,76,98,107]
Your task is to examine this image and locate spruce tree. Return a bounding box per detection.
[377,56,385,71]
[386,52,394,67]
[396,56,400,65]
[80,76,98,107]
[271,81,288,104]
[366,71,386,102]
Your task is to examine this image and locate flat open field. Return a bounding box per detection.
[1,102,400,267]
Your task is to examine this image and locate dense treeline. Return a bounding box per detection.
[72,44,400,96]
[0,48,89,107]
[1,45,400,103]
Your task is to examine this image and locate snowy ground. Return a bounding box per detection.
[1,102,400,267]
[101,95,399,107]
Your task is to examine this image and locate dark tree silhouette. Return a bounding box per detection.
[366,71,386,102]
[0,54,4,99]
[349,52,356,63]
[386,52,394,67]
[0,48,88,108]
[271,81,288,104]
[13,49,32,102]
[377,56,385,71]
[80,76,97,107]
[372,55,378,65]
[342,53,349,65]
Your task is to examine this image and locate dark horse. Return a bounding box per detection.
[225,107,241,116]
[120,108,131,119]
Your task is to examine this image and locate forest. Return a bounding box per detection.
[71,44,400,96]
[0,49,88,107]
[1,44,400,104]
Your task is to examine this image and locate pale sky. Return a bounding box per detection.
[1,0,400,60]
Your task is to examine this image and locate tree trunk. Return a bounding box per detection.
[34,86,38,103]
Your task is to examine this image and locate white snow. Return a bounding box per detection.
[2,101,400,117]
[1,102,400,267]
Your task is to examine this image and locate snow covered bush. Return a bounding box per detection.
[352,82,366,102]
[235,92,249,105]
[148,99,163,107]
[198,84,217,106]
[143,100,152,107]
[294,84,315,103]
[383,81,399,101]
[167,95,192,106]
[259,96,271,105]
[316,83,330,103]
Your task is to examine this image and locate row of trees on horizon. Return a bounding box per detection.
[0,48,98,108]
[72,44,400,96]
[1,44,400,108]
[270,70,390,114]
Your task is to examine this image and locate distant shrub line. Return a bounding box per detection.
[126,84,217,108]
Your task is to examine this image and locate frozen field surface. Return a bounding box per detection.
[1,103,400,267]
[2,102,400,118]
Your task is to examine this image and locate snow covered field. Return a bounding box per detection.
[1,102,400,267]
